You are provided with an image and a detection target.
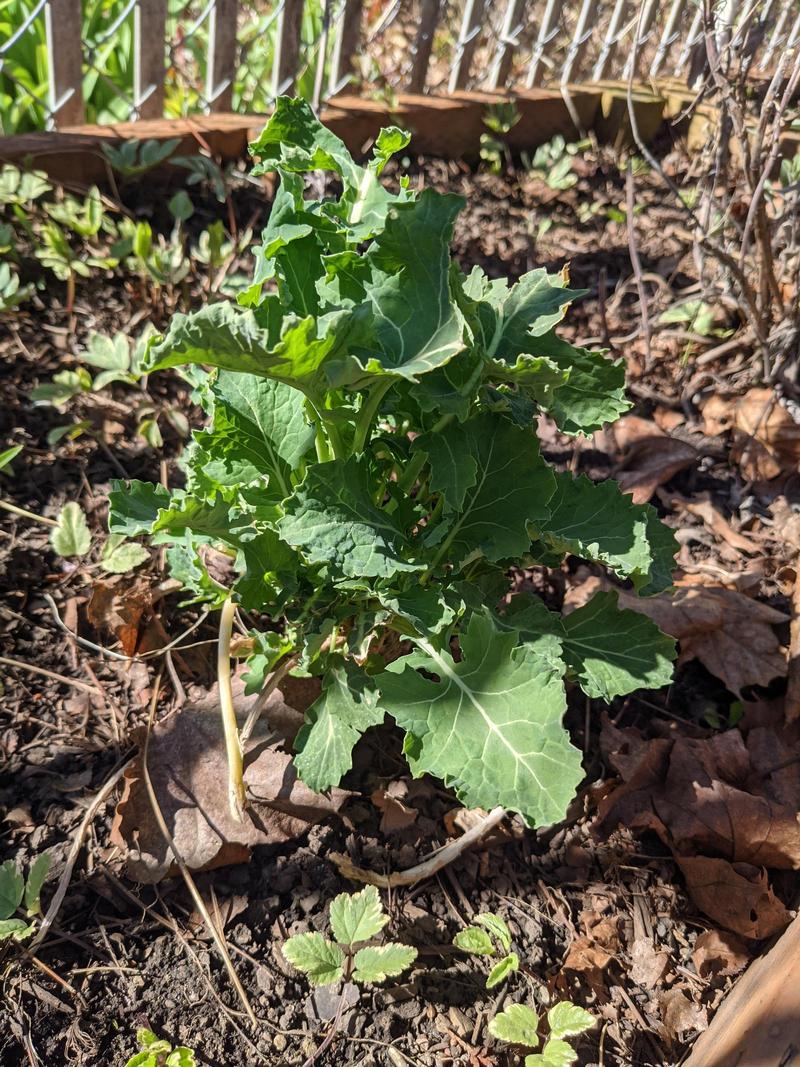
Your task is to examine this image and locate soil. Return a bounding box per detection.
[0,145,794,1067]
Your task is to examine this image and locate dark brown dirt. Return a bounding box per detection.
[0,149,792,1067]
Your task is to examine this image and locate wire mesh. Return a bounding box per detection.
[0,0,797,134]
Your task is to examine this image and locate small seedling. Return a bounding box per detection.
[0,854,50,941]
[488,1000,595,1066]
[525,135,588,191]
[282,885,417,987]
[102,138,181,179]
[0,165,51,208]
[480,101,521,174]
[124,1029,197,1067]
[454,912,518,988]
[0,261,34,312]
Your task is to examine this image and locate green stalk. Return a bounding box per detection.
[352,379,394,455]
[420,516,461,586]
[325,419,347,460]
[429,412,456,435]
[218,597,246,821]
[396,448,428,495]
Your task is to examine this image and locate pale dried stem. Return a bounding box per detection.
[330,806,507,887]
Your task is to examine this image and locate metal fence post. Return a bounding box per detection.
[207,0,239,112]
[134,0,167,119]
[45,0,84,128]
[527,0,561,88]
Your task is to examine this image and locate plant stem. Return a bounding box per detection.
[429,412,456,435]
[420,518,459,586]
[0,499,59,528]
[353,379,393,455]
[240,652,299,746]
[218,597,246,821]
[326,418,347,460]
[396,449,428,495]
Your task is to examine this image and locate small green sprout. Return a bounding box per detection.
[0,261,34,312]
[0,854,50,941]
[488,1000,595,1066]
[101,138,181,179]
[454,911,519,988]
[282,885,417,988]
[124,1029,197,1067]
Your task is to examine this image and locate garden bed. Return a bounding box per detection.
[1,138,798,1067]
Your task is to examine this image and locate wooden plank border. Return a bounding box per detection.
[2,87,798,186]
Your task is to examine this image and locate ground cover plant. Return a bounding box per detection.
[110,96,677,826]
[282,885,417,987]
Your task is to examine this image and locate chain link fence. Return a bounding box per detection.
[1,0,798,134]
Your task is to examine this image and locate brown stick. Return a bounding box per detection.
[683,910,800,1066]
[330,806,506,887]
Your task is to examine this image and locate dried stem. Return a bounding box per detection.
[218,596,246,821]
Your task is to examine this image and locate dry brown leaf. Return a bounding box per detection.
[691,929,750,978]
[611,415,697,504]
[768,498,800,554]
[653,407,685,432]
[677,495,761,555]
[701,394,735,438]
[112,687,348,883]
[371,781,418,833]
[704,389,800,481]
[87,577,152,657]
[566,576,787,696]
[561,936,615,995]
[598,721,800,869]
[629,938,670,987]
[677,857,790,939]
[659,988,708,1043]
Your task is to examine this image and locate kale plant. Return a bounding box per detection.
[110,97,676,824]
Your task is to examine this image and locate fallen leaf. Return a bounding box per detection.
[691,929,750,978]
[701,394,735,438]
[659,988,708,1043]
[653,407,685,432]
[184,671,318,744]
[629,938,670,987]
[704,389,800,481]
[371,782,418,833]
[598,721,800,869]
[611,416,697,504]
[677,857,790,939]
[112,687,349,883]
[677,495,761,555]
[768,498,800,554]
[561,936,615,996]
[87,577,152,657]
[566,576,788,696]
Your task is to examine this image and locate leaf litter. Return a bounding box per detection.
[112,675,348,882]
